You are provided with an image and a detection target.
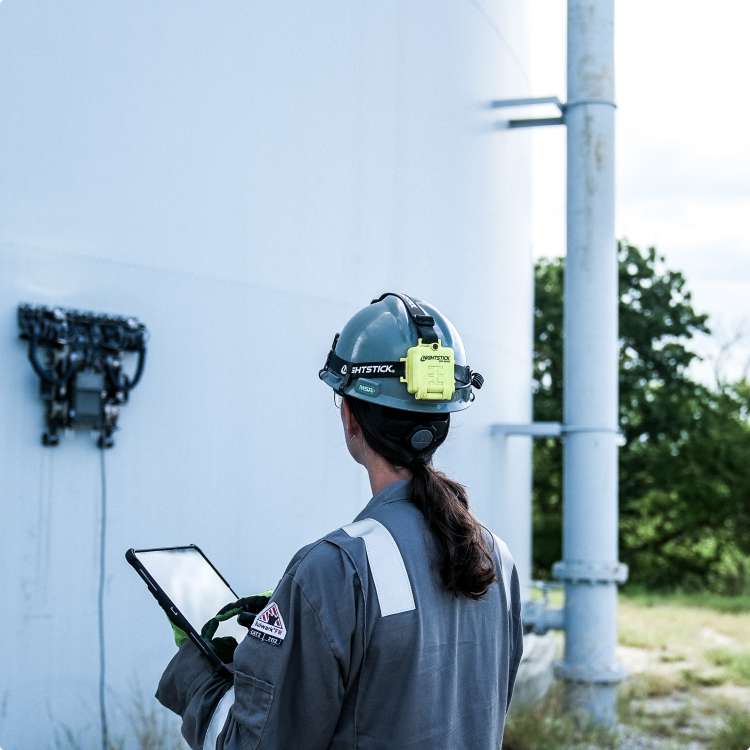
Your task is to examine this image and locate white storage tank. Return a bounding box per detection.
[0,2,532,746]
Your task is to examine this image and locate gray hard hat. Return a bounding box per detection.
[319,293,483,413]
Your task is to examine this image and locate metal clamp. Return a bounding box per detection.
[490,422,621,438]
[489,95,617,129]
[564,98,617,110]
[562,425,620,435]
[554,660,627,685]
[552,560,628,585]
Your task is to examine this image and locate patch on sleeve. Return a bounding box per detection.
[249,600,287,647]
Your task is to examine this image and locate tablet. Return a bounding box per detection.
[126,545,244,673]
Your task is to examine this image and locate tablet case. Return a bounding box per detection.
[126,545,237,677]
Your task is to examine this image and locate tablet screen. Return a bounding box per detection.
[134,547,249,643]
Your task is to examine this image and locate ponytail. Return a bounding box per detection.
[345,396,497,599]
[410,461,496,599]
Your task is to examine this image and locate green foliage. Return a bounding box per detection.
[53,687,183,750]
[504,685,619,750]
[709,707,750,750]
[705,648,750,684]
[533,242,750,592]
[621,586,750,614]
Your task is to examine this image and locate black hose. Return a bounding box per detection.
[27,336,59,385]
[126,347,147,391]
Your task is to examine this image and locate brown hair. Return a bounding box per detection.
[346,397,496,599]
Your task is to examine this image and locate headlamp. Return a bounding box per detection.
[401,339,456,401]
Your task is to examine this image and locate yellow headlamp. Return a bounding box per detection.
[400,339,456,401]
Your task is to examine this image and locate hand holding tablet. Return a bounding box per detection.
[126,545,264,673]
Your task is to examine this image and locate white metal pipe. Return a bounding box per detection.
[555,0,626,725]
[491,434,533,595]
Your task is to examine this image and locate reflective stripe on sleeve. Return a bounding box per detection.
[342,518,416,616]
[492,533,514,611]
[203,686,235,750]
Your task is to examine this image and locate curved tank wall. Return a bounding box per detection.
[0,2,532,746]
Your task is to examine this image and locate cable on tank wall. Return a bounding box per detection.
[98,447,109,749]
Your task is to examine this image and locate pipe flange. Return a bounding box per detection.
[554,660,627,685]
[552,560,628,585]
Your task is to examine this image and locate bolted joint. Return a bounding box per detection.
[552,560,628,585]
[554,660,627,686]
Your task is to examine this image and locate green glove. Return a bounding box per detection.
[200,592,274,663]
[237,590,274,626]
[171,622,188,647]
[164,590,274,658]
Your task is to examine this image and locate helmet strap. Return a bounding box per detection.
[370,292,439,344]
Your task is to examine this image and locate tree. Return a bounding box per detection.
[533,242,750,592]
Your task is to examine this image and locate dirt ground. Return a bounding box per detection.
[505,592,750,750]
[615,595,750,749]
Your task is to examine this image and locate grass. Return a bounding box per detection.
[619,591,750,652]
[705,647,750,684]
[618,625,662,650]
[53,688,185,750]
[506,671,750,749]
[621,587,750,614]
[658,652,686,664]
[616,590,750,748]
[504,684,619,750]
[622,672,682,699]
[128,697,185,750]
[709,707,750,750]
[506,588,750,748]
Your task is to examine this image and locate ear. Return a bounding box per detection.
[341,398,360,439]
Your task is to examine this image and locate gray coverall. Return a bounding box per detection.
[157,479,524,749]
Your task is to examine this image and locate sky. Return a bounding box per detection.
[528,0,750,384]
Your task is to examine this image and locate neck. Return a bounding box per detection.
[365,458,412,496]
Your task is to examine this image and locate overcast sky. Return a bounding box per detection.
[529,1,750,384]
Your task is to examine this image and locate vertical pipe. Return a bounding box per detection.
[494,435,532,596]
[554,0,627,725]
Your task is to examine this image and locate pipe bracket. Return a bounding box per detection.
[554,660,627,685]
[561,424,620,435]
[552,560,628,585]
[563,98,617,111]
[489,95,617,130]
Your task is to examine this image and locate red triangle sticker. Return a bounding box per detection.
[251,600,287,641]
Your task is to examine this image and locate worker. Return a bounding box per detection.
[156,292,524,749]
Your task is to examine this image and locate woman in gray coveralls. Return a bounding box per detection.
[157,293,523,749]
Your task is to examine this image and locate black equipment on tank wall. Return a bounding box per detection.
[17,304,148,447]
